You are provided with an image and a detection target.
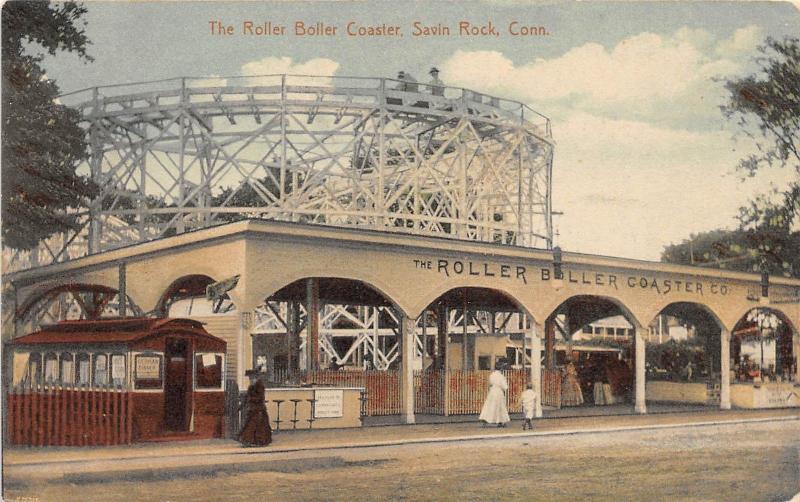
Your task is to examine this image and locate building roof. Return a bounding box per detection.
[11,317,217,346]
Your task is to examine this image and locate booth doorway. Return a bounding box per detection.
[164,338,191,431]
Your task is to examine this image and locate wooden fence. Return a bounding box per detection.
[267,368,562,417]
[541,368,562,409]
[304,370,401,416]
[7,384,133,447]
[414,370,445,414]
[443,370,530,415]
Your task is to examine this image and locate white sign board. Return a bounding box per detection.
[314,389,344,418]
[135,356,161,379]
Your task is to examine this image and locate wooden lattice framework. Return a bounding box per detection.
[5,74,553,271]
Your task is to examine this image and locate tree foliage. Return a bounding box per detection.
[663,37,800,278]
[724,36,800,229]
[2,1,96,250]
[211,168,298,223]
[662,228,800,278]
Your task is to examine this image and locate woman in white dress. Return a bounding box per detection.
[479,364,510,427]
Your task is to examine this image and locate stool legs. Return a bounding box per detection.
[273,400,284,431]
[306,399,316,429]
[289,399,302,430]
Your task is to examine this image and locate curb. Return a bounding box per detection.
[6,414,798,477]
[232,414,800,453]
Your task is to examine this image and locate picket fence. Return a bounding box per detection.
[294,368,562,416]
[7,384,133,447]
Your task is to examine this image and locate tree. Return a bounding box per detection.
[661,228,800,277]
[211,168,300,223]
[2,1,96,250]
[662,37,800,278]
[722,36,799,231]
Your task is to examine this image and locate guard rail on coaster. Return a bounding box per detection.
[59,74,552,137]
[6,74,554,272]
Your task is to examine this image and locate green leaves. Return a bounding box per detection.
[1,2,96,250]
[665,37,800,278]
[722,37,800,233]
[661,228,800,278]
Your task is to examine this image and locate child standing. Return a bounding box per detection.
[519,383,537,430]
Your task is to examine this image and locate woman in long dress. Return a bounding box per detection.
[238,370,272,447]
[479,365,510,427]
[561,360,585,406]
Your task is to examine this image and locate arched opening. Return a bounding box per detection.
[545,295,639,411]
[410,286,532,418]
[252,277,400,385]
[727,307,799,409]
[16,284,144,335]
[419,287,529,372]
[645,302,724,409]
[153,275,238,385]
[155,275,237,317]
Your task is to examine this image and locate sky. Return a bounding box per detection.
[40,0,800,262]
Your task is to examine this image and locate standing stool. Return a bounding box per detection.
[306,398,317,429]
[272,399,284,431]
[289,399,303,430]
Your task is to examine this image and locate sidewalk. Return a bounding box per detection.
[4,408,798,484]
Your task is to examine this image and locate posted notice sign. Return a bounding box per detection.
[135,356,161,379]
[314,389,344,418]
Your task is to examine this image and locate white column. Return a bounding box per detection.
[529,323,543,417]
[634,328,647,414]
[401,315,416,424]
[720,328,731,410]
[238,311,253,390]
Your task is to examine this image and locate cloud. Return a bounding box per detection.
[240,56,340,86]
[182,57,342,89]
[715,25,763,58]
[437,26,783,259]
[439,26,758,126]
[547,110,793,260]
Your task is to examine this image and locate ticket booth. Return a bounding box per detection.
[8,318,227,443]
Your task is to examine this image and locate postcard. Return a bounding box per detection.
[2,1,799,500]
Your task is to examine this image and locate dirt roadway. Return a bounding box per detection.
[5,420,799,502]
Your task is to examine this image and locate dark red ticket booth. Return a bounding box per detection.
[8,318,226,444]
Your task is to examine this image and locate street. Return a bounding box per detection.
[4,419,799,501]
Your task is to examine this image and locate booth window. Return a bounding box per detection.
[27,352,42,385]
[111,354,126,386]
[44,353,59,383]
[134,353,163,389]
[12,352,30,387]
[94,354,109,385]
[76,353,91,385]
[195,353,223,389]
[60,353,75,385]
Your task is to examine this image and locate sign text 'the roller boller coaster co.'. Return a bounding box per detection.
[412,259,731,296]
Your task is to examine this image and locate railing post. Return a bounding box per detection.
[81,384,88,446]
[126,388,133,444]
[10,388,20,445]
[36,384,43,447]
[52,385,59,446]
